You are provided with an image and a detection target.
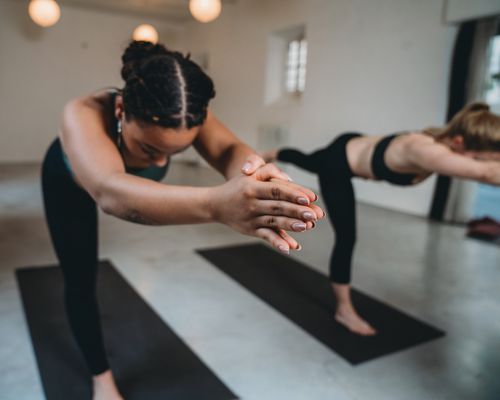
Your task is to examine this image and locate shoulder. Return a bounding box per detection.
[401,131,453,163]
[63,90,113,119]
[401,131,440,151]
[401,131,435,144]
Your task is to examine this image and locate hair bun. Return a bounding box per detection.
[121,40,169,81]
[466,102,490,113]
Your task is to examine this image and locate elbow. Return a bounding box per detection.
[98,196,117,216]
[93,172,136,218]
[93,180,119,216]
[478,164,500,186]
[96,192,117,216]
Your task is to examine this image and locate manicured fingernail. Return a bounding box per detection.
[297,197,309,205]
[310,221,316,228]
[296,244,302,251]
[241,162,252,173]
[302,211,315,221]
[278,245,289,254]
[292,222,307,232]
[313,193,318,201]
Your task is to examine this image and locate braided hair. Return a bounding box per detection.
[121,41,215,129]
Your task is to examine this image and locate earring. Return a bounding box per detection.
[116,118,123,148]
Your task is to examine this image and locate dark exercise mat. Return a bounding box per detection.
[197,243,445,365]
[16,261,237,400]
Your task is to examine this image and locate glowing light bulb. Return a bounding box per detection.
[132,24,159,44]
[28,0,61,28]
[189,0,222,23]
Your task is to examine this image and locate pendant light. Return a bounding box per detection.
[189,0,222,23]
[28,0,61,28]
[132,24,159,44]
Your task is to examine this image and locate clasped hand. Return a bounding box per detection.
[210,154,324,253]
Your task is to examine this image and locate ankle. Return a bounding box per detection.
[336,302,356,314]
[93,370,114,386]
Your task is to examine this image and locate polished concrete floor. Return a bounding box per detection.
[0,162,499,400]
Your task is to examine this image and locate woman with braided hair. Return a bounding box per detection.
[264,103,500,336]
[42,40,324,399]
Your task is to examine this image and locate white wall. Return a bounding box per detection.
[179,0,458,216]
[0,0,181,163]
[445,0,500,23]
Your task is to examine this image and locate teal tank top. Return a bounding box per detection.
[62,152,168,182]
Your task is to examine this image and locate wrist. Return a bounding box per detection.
[203,186,219,223]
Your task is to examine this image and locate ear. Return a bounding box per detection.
[452,135,465,151]
[114,95,125,120]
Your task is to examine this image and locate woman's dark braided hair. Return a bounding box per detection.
[121,41,215,129]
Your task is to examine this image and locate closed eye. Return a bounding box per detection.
[140,143,161,157]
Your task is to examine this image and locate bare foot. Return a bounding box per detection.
[335,305,377,336]
[261,149,279,163]
[93,370,124,400]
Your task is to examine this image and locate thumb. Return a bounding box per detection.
[241,154,266,175]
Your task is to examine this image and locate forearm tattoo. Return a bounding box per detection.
[123,209,160,226]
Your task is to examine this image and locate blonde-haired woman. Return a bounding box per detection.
[264,103,500,335]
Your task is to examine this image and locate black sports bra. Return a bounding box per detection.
[371,134,417,186]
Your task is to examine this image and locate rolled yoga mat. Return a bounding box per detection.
[16,261,237,400]
[197,243,445,365]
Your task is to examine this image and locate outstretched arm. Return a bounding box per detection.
[61,97,322,252]
[194,111,288,179]
[193,108,324,222]
[407,140,500,185]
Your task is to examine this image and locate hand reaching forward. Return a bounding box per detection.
[209,154,324,254]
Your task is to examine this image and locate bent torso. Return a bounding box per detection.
[346,132,434,184]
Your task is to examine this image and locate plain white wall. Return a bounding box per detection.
[445,0,500,23]
[0,0,181,163]
[179,0,458,216]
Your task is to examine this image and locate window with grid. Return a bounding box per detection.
[285,38,307,94]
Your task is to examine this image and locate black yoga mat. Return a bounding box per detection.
[197,243,445,365]
[16,261,237,400]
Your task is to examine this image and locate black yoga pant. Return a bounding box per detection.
[278,133,361,284]
[41,138,108,375]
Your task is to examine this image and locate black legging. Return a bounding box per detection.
[41,138,108,375]
[278,133,361,284]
